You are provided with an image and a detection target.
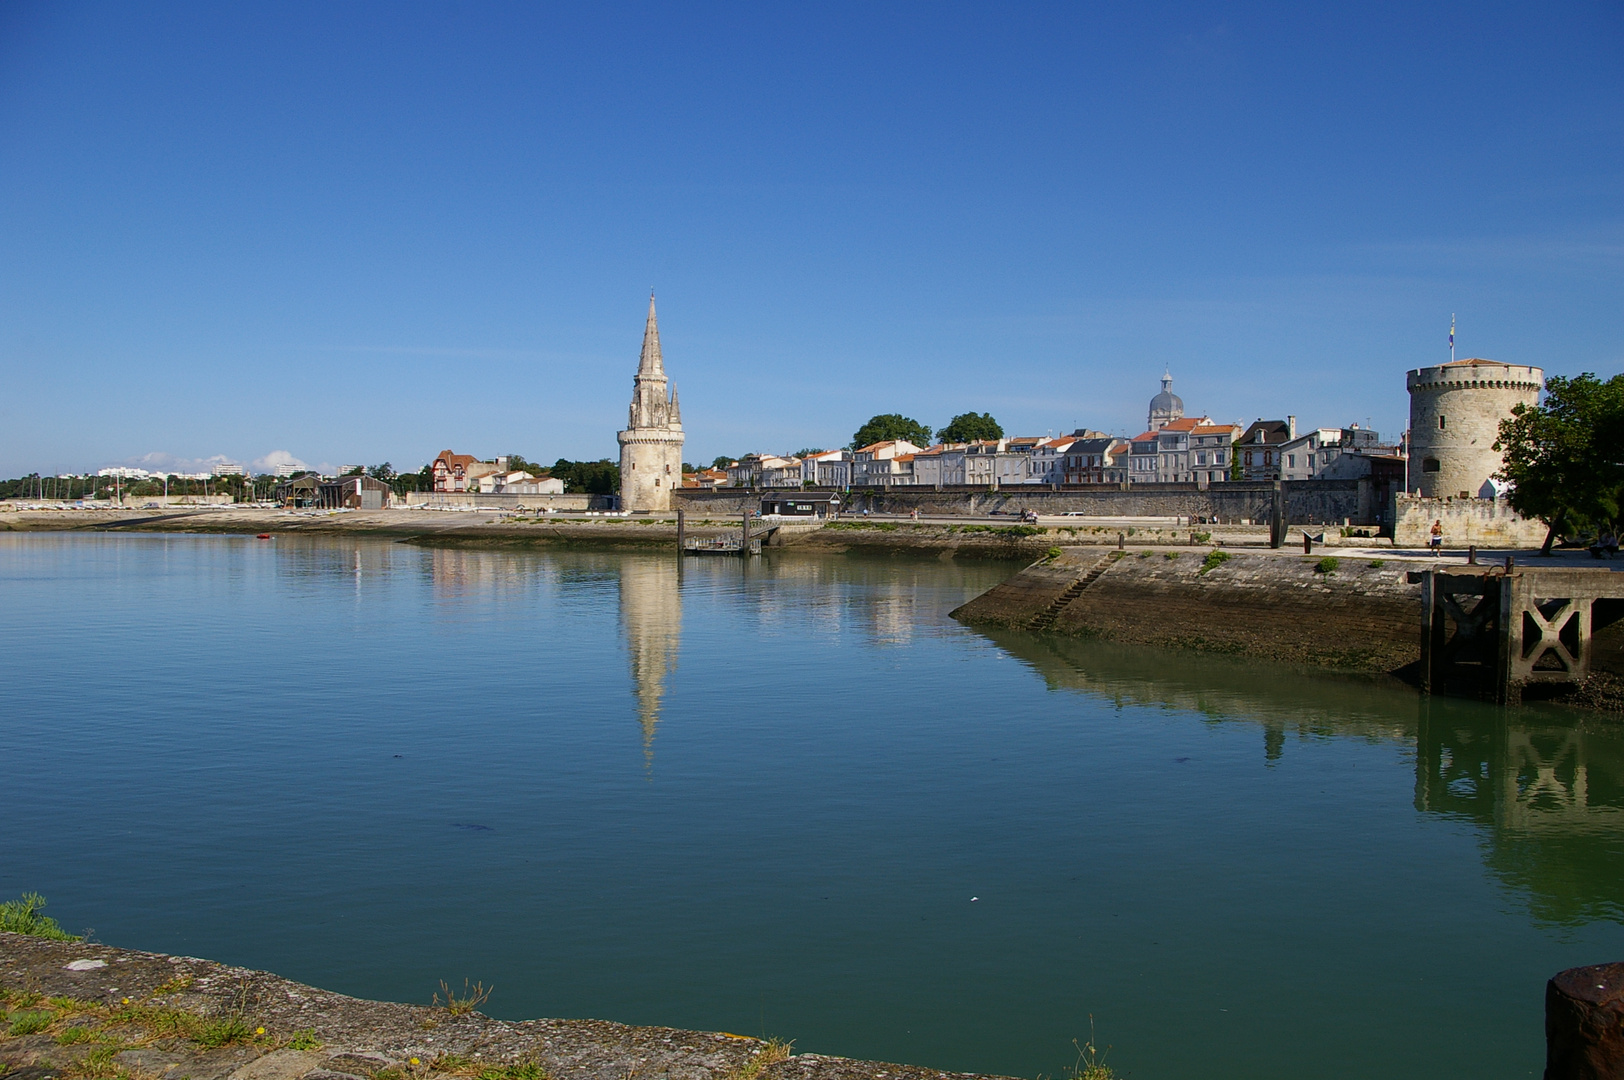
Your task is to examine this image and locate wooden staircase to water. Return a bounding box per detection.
[1027,557,1113,631]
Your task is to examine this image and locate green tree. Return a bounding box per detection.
[367,462,396,481]
[504,454,550,477]
[850,414,932,450]
[1495,373,1624,554]
[793,447,826,458]
[550,458,621,495]
[935,412,1003,443]
[711,455,735,470]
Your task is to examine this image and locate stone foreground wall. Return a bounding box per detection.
[1392,495,1547,547]
[0,934,1011,1080]
[953,548,1422,673]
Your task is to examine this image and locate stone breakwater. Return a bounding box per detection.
[0,934,1010,1080]
[953,548,1424,673]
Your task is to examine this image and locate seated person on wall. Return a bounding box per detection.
[1590,529,1619,559]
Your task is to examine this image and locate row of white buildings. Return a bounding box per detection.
[702,374,1401,490]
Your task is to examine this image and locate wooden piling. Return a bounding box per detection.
[676,509,685,554]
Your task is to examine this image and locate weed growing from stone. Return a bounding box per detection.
[1369,559,1386,568]
[434,980,493,1016]
[286,1029,322,1051]
[477,1061,550,1080]
[1199,550,1231,575]
[150,976,194,997]
[0,893,81,941]
[1315,556,1340,575]
[56,1025,97,1045]
[727,1039,792,1080]
[1163,551,1179,560]
[1064,1031,1116,1080]
[79,1043,124,1079]
[1043,546,1062,562]
[9,1010,54,1035]
[194,1016,253,1048]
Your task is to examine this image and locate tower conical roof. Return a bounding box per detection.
[639,293,663,376]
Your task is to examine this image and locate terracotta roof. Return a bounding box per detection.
[1190,424,1240,435]
[1129,431,1160,442]
[433,450,481,469]
[1158,417,1205,432]
[1442,357,1504,366]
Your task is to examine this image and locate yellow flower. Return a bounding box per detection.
[121,998,130,1005]
[255,1028,266,1036]
[409,1059,420,1067]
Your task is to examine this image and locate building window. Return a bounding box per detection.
[1439,415,1447,430]
[1287,454,1295,467]
[1264,452,1272,465]
[1423,458,1441,473]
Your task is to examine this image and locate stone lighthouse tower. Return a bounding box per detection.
[1405,358,1542,498]
[617,294,685,512]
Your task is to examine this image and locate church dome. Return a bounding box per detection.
[1148,371,1183,427]
[1150,387,1183,415]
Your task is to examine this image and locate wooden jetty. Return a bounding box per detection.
[1420,566,1624,703]
[676,509,762,557]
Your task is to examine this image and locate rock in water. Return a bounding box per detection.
[1546,961,1624,1079]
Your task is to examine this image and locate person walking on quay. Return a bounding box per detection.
[1430,519,1443,555]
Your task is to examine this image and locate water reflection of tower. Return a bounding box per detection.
[618,556,682,769]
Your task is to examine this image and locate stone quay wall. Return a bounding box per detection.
[1392,495,1548,547]
[678,482,1376,524]
[404,491,606,511]
[953,548,1423,673]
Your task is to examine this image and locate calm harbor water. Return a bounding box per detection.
[4,533,1624,1079]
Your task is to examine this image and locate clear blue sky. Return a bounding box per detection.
[2,1,1620,476]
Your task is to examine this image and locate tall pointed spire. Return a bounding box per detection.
[638,292,663,375]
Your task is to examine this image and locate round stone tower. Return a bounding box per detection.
[1405,358,1542,498]
[617,294,685,512]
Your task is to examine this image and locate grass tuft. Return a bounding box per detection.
[1199,550,1231,575]
[1314,556,1340,575]
[1063,1020,1116,1080]
[477,1062,550,1080]
[434,979,493,1016]
[193,1016,253,1048]
[0,893,81,941]
[287,1029,322,1051]
[1369,559,1386,568]
[9,1010,54,1036]
[728,1039,793,1080]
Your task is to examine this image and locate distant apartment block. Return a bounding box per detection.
[1278,425,1384,481]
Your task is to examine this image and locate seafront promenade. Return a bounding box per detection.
[0,504,1579,567]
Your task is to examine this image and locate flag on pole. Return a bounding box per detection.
[1449,314,1455,360]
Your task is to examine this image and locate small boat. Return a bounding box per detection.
[256,533,271,539]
